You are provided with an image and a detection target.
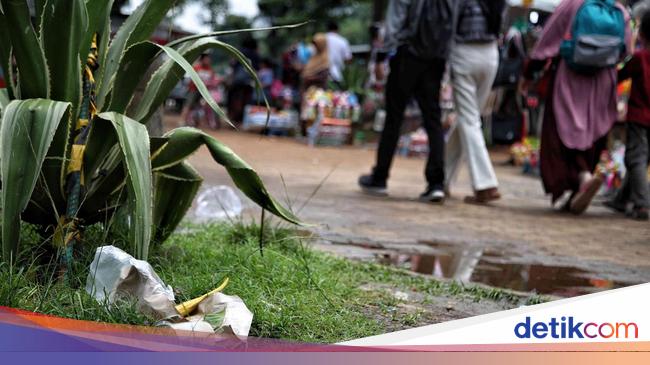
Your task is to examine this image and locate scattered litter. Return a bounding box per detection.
[85,246,177,319]
[194,185,243,222]
[394,291,409,301]
[175,278,231,317]
[86,246,253,339]
[160,292,253,339]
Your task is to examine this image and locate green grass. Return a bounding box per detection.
[0,222,543,343]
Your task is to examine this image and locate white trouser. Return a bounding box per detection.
[446,42,499,191]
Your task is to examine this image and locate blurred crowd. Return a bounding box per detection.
[173,21,354,131]
[172,0,650,221]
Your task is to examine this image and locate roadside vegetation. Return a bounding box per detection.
[0,221,544,343]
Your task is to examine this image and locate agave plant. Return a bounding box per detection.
[0,0,300,266]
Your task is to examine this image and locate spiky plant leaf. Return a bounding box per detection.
[0,0,50,99]
[96,0,174,109]
[108,41,160,113]
[34,0,45,35]
[132,39,268,127]
[152,127,301,225]
[0,89,8,111]
[40,0,87,113]
[0,99,70,262]
[166,22,309,48]
[153,162,203,243]
[0,10,15,99]
[96,112,153,260]
[81,0,114,62]
[156,44,234,126]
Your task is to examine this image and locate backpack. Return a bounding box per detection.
[406,0,457,60]
[560,0,626,74]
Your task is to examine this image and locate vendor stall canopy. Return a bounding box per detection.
[507,0,561,12]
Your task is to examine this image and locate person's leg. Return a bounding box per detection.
[568,136,608,215]
[607,175,631,213]
[471,43,500,192]
[450,45,499,195]
[444,119,464,191]
[414,58,446,191]
[181,91,199,126]
[370,50,418,183]
[625,123,650,219]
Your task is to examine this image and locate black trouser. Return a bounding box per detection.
[617,122,650,209]
[372,48,446,189]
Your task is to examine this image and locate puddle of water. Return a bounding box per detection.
[375,242,635,297]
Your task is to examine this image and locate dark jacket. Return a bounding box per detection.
[480,0,506,36]
[384,0,459,55]
[619,49,650,127]
[456,0,506,43]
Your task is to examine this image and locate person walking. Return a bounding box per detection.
[445,0,506,204]
[227,37,260,123]
[359,0,458,202]
[326,21,353,84]
[608,11,650,220]
[520,0,631,214]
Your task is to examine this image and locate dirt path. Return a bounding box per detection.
[169,118,650,294]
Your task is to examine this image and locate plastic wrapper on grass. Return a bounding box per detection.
[85,246,178,319]
[85,245,253,339]
[159,292,253,340]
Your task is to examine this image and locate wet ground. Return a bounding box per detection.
[166,116,650,299]
[314,239,634,298]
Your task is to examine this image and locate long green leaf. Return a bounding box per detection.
[0,9,14,99]
[96,0,174,110]
[34,0,45,35]
[133,39,266,127]
[96,112,153,260]
[0,0,50,99]
[206,39,271,121]
[29,1,86,219]
[157,44,234,126]
[130,39,209,123]
[0,89,8,111]
[1,99,70,262]
[166,22,309,48]
[81,0,114,62]
[153,162,202,243]
[40,0,87,108]
[81,137,168,225]
[108,41,161,113]
[152,127,301,225]
[79,147,124,224]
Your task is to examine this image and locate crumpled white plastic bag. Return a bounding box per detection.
[85,246,253,338]
[159,293,253,339]
[85,246,177,319]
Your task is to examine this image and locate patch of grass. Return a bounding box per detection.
[1,221,543,343]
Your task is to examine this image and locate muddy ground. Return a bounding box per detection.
[165,116,650,300]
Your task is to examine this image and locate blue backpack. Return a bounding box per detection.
[560,0,626,74]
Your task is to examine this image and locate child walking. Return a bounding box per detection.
[616,11,650,220]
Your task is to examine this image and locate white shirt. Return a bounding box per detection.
[326,32,352,82]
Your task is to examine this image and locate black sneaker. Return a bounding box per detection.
[358,174,387,196]
[419,186,446,204]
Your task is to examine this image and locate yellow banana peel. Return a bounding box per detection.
[175,277,230,317]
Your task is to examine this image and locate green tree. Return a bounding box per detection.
[256,0,373,57]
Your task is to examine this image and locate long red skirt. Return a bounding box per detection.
[540,71,608,203]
